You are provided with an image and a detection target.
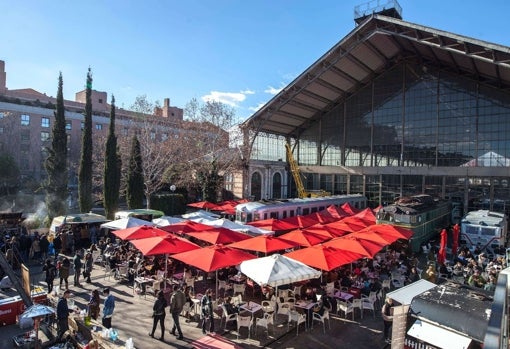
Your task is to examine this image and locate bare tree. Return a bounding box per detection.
[179,98,243,202]
[128,95,181,208]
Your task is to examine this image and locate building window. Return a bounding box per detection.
[66,122,72,130]
[0,112,4,118]
[21,114,30,126]
[122,128,129,136]
[0,127,3,134]
[162,133,168,141]
[41,117,50,128]
[225,173,234,192]
[150,131,156,140]
[98,99,103,104]
[95,124,103,130]
[21,131,30,142]
[81,122,85,130]
[41,131,50,142]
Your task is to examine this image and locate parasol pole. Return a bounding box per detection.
[164,254,168,291]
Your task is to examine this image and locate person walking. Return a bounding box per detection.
[169,285,186,340]
[73,250,83,287]
[149,290,167,340]
[53,234,62,258]
[87,289,101,320]
[102,288,115,329]
[381,297,394,343]
[56,289,74,340]
[201,288,215,335]
[59,256,70,290]
[39,234,49,262]
[83,251,93,283]
[42,258,56,294]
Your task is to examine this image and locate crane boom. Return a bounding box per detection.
[285,142,330,198]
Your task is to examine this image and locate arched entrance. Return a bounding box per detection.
[272,172,282,199]
[251,172,262,201]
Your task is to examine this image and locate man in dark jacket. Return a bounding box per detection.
[73,251,82,287]
[201,288,214,335]
[56,289,73,340]
[169,285,186,340]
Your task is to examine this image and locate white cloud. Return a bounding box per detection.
[202,90,249,107]
[240,89,255,95]
[264,85,283,95]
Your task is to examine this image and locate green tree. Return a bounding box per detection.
[78,68,93,212]
[103,96,121,220]
[0,153,20,195]
[44,73,68,222]
[126,135,144,209]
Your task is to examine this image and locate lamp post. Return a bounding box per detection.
[170,185,176,215]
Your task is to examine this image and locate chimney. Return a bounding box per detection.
[0,60,6,93]
[163,98,170,118]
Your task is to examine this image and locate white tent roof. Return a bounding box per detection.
[461,151,510,167]
[387,279,436,305]
[408,320,472,349]
[100,217,154,230]
[239,254,321,287]
[152,216,184,227]
[181,210,220,220]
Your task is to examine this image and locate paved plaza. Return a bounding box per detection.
[1,258,388,349]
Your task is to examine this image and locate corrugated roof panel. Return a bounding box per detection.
[368,33,400,58]
[335,58,370,80]
[351,44,386,71]
[306,81,344,100]
[319,70,355,92]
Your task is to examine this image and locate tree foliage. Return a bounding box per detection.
[78,68,93,212]
[103,96,121,220]
[44,72,68,221]
[128,95,180,208]
[126,135,144,209]
[0,153,20,195]
[179,98,242,202]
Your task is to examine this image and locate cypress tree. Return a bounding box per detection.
[103,96,121,220]
[78,68,93,212]
[126,135,144,209]
[44,73,68,222]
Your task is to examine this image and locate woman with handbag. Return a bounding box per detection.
[149,291,167,340]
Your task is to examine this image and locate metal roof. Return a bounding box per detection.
[243,14,510,137]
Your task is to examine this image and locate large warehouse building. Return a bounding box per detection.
[242,0,510,218]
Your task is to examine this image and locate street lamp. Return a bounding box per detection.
[170,185,176,215]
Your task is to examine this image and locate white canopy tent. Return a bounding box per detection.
[386,279,436,305]
[100,217,154,230]
[181,210,220,220]
[201,218,273,236]
[239,254,321,288]
[152,216,184,227]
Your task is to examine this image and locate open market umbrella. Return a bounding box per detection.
[278,214,320,229]
[228,235,300,254]
[349,228,402,246]
[437,228,447,264]
[112,225,170,241]
[100,217,154,230]
[324,236,384,258]
[21,304,55,347]
[239,254,321,287]
[160,220,216,234]
[284,244,366,271]
[187,201,219,210]
[319,205,350,219]
[185,228,251,245]
[302,224,345,238]
[341,202,361,215]
[279,229,331,247]
[153,216,185,227]
[246,218,297,232]
[351,207,377,225]
[366,224,413,240]
[171,245,256,297]
[130,235,201,290]
[452,223,460,256]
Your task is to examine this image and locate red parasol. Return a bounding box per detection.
[129,235,200,256]
[278,214,320,229]
[171,244,256,273]
[324,236,385,258]
[340,215,373,229]
[246,218,296,232]
[351,208,377,225]
[304,223,350,238]
[341,202,361,215]
[366,224,413,240]
[322,219,366,234]
[279,229,331,247]
[112,225,170,241]
[187,201,218,210]
[160,220,216,234]
[284,244,366,271]
[319,205,350,219]
[452,224,460,255]
[228,235,300,254]
[185,228,251,245]
[437,228,447,264]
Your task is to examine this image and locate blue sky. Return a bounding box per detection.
[2,0,510,121]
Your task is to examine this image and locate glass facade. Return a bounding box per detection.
[250,61,510,213]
